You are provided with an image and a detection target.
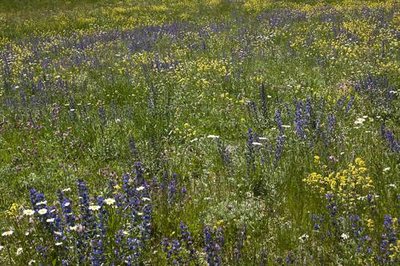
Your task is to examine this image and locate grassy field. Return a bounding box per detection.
[0,0,400,265]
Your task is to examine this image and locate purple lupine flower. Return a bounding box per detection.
[274,109,283,133]
[77,180,91,228]
[345,95,355,113]
[134,162,144,186]
[327,113,336,135]
[246,128,256,174]
[325,193,338,217]
[311,214,323,231]
[259,82,268,117]
[381,125,400,153]
[274,133,285,166]
[168,174,177,204]
[349,214,362,238]
[179,222,196,260]
[204,226,223,266]
[90,238,104,266]
[126,238,141,265]
[98,106,106,126]
[294,100,305,139]
[96,196,106,237]
[336,95,346,110]
[234,225,246,262]
[379,215,397,263]
[304,97,312,126]
[29,188,46,211]
[141,202,152,239]
[58,190,75,227]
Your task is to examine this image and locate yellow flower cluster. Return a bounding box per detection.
[304,157,374,209]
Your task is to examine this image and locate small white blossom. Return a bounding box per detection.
[136,186,145,191]
[35,201,47,206]
[207,135,220,139]
[46,218,55,223]
[104,198,116,205]
[341,233,349,240]
[354,117,366,125]
[252,142,263,146]
[89,205,101,211]
[299,234,309,242]
[70,224,85,233]
[16,247,23,256]
[1,230,14,237]
[383,167,391,172]
[38,208,48,215]
[55,242,63,246]
[23,209,35,216]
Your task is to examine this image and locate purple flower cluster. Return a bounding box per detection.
[204,226,224,266]
[381,125,400,153]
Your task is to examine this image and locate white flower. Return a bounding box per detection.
[46,218,55,223]
[115,118,121,123]
[54,231,62,236]
[252,142,263,146]
[341,233,349,240]
[383,167,391,172]
[142,197,151,202]
[89,205,101,211]
[55,242,63,246]
[70,224,85,233]
[28,260,36,266]
[282,125,291,128]
[0,245,4,251]
[70,225,78,231]
[258,137,268,140]
[1,230,14,237]
[389,184,396,188]
[16,247,23,256]
[354,117,366,125]
[136,186,145,191]
[137,212,143,216]
[207,135,220,139]
[299,234,309,242]
[104,198,116,205]
[62,188,71,192]
[35,201,47,206]
[38,208,48,215]
[23,209,35,216]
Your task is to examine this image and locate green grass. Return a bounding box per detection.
[0,0,399,264]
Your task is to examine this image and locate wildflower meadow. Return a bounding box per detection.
[0,0,399,265]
